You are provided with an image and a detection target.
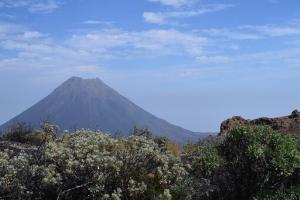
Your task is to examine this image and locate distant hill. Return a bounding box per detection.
[219,110,300,136]
[0,77,208,143]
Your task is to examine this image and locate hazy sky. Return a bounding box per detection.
[0,0,300,132]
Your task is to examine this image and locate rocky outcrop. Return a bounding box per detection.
[219,110,300,136]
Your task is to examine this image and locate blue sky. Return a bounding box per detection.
[0,0,300,132]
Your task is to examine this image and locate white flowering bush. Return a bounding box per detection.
[0,129,188,199]
[0,150,35,199]
[2,126,298,200]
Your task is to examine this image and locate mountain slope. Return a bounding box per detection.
[0,77,205,143]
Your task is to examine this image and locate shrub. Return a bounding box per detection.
[131,126,152,138]
[24,131,55,146]
[257,184,300,200]
[3,122,32,143]
[0,125,299,200]
[3,122,58,146]
[218,126,300,199]
[0,150,37,199]
[184,143,226,200]
[154,137,181,157]
[0,130,188,200]
[183,126,300,200]
[190,145,223,178]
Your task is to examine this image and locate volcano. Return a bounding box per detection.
[0,77,205,143]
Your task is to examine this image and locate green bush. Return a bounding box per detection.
[182,126,300,200]
[218,126,299,199]
[190,145,222,178]
[257,185,300,200]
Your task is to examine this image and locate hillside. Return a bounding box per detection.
[0,77,206,143]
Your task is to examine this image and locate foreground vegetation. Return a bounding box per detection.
[0,124,299,200]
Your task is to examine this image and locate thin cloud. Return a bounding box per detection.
[0,21,25,37]
[147,0,196,7]
[0,23,209,72]
[17,31,47,40]
[143,12,166,25]
[203,23,300,40]
[196,55,230,64]
[143,4,234,25]
[240,25,300,37]
[203,28,262,40]
[0,0,62,14]
[0,13,16,19]
[82,20,115,26]
[1,19,300,81]
[28,0,60,13]
[67,28,207,57]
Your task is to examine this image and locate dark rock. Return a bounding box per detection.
[291,109,300,118]
[219,110,300,136]
[220,116,249,135]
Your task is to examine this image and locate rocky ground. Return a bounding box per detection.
[220,109,300,136]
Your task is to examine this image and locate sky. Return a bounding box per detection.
[0,0,300,132]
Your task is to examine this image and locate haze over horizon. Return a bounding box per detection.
[0,0,300,132]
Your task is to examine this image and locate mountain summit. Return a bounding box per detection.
[0,77,203,143]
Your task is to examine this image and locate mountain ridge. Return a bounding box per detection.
[0,76,207,143]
